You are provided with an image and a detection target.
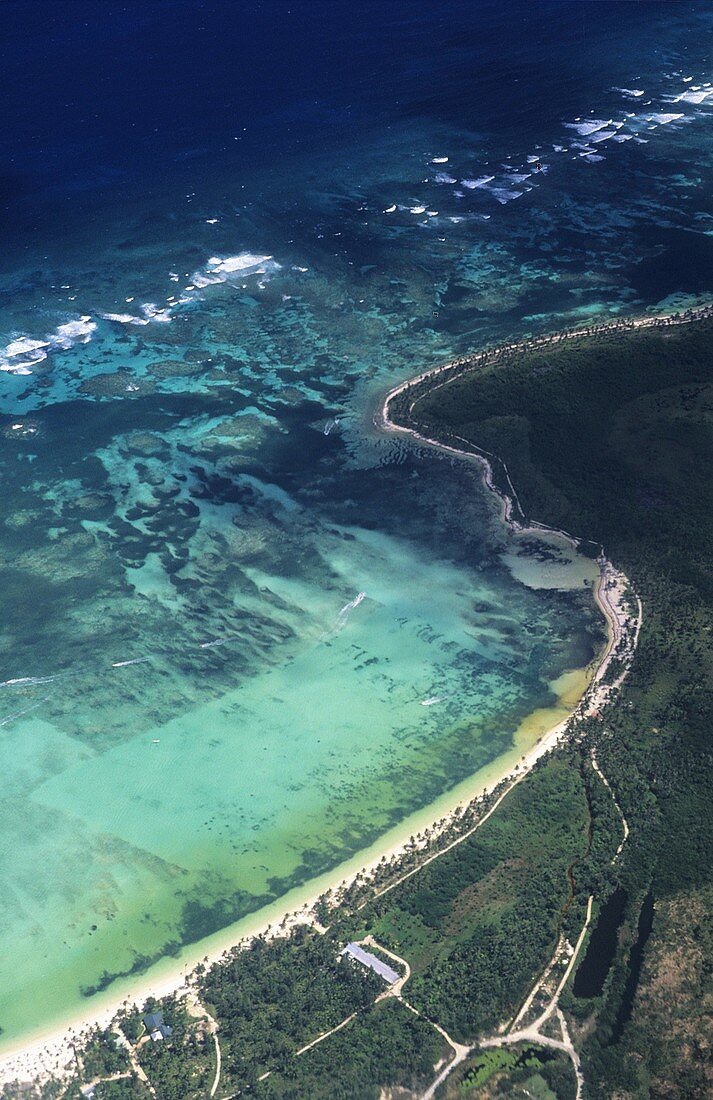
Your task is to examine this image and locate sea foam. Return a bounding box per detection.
[101,302,173,326]
[646,112,684,125]
[1,317,96,374]
[489,187,524,203]
[191,252,281,289]
[53,318,96,347]
[461,176,494,189]
[564,119,613,136]
[1,675,56,687]
[672,88,713,104]
[5,337,49,358]
[337,591,367,627]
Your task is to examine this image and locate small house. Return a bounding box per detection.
[143,1010,173,1041]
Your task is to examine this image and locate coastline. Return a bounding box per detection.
[0,671,607,1088]
[0,318,648,1089]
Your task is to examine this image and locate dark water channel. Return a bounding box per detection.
[573,886,628,999]
[611,891,656,1043]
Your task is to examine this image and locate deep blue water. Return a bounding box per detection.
[2,1,713,340]
[2,3,712,255]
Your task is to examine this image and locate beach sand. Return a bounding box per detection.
[0,334,646,1090]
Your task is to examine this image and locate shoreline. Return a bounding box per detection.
[0,314,649,1089]
[0,669,607,1087]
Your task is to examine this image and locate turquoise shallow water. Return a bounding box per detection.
[2,0,713,1045]
[0,387,599,1037]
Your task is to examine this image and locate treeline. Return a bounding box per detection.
[199,927,383,1091]
[250,999,447,1099]
[410,317,713,1097]
[399,320,713,535]
[365,754,593,1041]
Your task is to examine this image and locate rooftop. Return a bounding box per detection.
[342,942,400,984]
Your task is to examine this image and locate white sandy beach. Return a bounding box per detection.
[0,318,652,1090]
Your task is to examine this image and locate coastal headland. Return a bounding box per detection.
[378,306,713,1099]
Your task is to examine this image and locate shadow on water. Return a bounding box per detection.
[573,886,628,999]
[611,891,655,1044]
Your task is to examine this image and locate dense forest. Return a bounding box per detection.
[250,999,448,1099]
[401,317,713,1098]
[199,929,384,1090]
[367,754,591,1040]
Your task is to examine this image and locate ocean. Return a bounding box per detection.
[1,0,712,1044]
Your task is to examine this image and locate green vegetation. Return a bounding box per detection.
[93,1084,147,1099]
[80,1029,130,1081]
[135,997,213,1100]
[399,317,713,1098]
[116,1008,144,1045]
[199,927,384,1091]
[25,750,598,1100]
[93,1084,147,1098]
[366,754,591,1041]
[435,1044,576,1099]
[251,999,448,1099]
